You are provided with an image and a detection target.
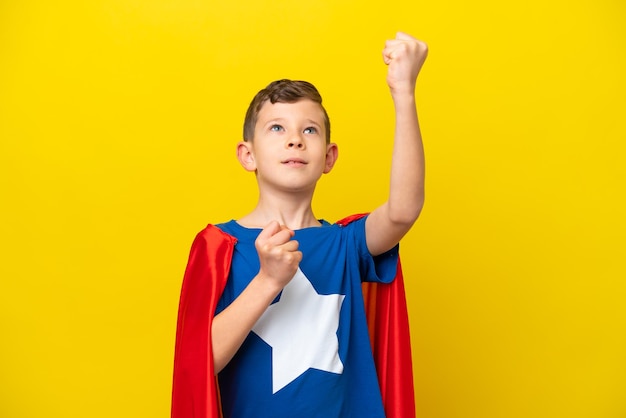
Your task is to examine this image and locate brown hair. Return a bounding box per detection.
[243,79,331,143]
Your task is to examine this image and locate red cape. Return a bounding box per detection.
[172,215,415,418]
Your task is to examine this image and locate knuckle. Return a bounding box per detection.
[259,243,272,254]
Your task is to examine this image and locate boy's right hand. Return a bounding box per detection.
[255,221,302,289]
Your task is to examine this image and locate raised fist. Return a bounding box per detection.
[382,32,428,95]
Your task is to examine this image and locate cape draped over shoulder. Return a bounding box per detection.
[171,214,415,418]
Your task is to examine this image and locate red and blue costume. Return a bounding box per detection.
[172,214,415,417]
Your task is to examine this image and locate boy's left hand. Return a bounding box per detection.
[382,32,428,95]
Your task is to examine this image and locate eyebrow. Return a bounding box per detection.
[304,119,322,128]
[261,119,285,128]
[262,118,322,128]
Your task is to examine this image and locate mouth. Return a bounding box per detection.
[281,158,307,166]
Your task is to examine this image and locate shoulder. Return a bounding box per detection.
[192,223,237,247]
[336,213,369,227]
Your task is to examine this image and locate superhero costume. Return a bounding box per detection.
[172,214,415,418]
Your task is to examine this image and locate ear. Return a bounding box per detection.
[236,141,256,172]
[323,143,339,174]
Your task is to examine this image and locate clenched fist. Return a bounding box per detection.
[255,221,302,290]
[382,32,428,96]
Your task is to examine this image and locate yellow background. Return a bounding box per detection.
[1,1,625,417]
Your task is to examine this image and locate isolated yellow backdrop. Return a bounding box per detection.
[1,1,625,417]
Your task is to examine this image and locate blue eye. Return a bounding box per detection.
[270,124,283,132]
[304,127,317,134]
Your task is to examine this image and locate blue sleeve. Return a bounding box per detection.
[343,216,399,284]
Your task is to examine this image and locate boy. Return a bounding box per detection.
[173,32,428,418]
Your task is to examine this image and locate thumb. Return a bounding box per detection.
[258,220,281,241]
[258,221,295,246]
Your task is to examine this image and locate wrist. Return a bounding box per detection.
[389,87,417,102]
[390,92,417,112]
[254,271,285,296]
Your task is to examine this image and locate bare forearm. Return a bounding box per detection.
[212,274,282,373]
[388,92,425,225]
[365,33,427,256]
[213,222,302,373]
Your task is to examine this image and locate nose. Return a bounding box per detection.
[287,134,305,149]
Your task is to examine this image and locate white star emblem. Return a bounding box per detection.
[252,267,345,393]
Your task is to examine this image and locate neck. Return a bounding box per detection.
[237,189,320,230]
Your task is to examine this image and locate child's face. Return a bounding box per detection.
[241,99,337,194]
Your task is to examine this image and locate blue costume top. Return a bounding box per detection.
[215,217,399,418]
